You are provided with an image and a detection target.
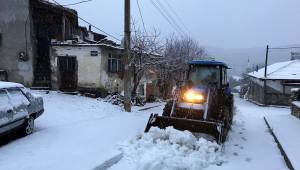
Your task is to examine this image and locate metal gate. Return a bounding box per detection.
[58,56,77,91]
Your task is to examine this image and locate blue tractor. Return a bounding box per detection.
[145,60,234,143]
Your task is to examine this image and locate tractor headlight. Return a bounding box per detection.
[183,90,205,103]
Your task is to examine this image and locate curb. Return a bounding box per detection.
[264,117,294,170]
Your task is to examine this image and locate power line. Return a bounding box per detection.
[136,0,147,34]
[150,0,185,37]
[269,47,300,50]
[163,0,191,35]
[61,0,92,6]
[51,0,121,41]
[154,0,188,37]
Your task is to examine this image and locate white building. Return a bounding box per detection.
[50,43,124,96]
[248,59,300,105]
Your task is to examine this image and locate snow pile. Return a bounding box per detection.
[120,127,223,170]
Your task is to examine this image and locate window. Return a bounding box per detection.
[7,89,30,107]
[0,90,11,110]
[139,84,145,96]
[108,54,122,73]
[90,51,98,56]
[222,68,228,85]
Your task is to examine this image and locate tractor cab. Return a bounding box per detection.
[187,60,229,89]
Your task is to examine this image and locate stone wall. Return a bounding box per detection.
[291,102,300,119]
[0,0,34,86]
[248,79,291,106]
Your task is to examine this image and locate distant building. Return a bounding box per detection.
[247,59,300,105]
[291,88,300,119]
[291,52,300,60]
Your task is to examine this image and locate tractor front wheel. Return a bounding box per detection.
[162,100,173,117]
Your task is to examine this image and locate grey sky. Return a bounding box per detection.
[55,0,300,49]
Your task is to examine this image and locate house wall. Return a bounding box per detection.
[100,48,124,93]
[0,0,34,86]
[51,45,124,95]
[51,45,102,90]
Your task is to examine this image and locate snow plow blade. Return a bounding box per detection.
[145,114,224,143]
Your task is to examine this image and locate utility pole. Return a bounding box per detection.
[124,0,131,112]
[263,45,269,105]
[264,45,269,78]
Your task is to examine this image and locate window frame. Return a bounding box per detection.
[108,53,122,73]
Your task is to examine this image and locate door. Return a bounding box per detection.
[0,90,13,134]
[58,56,77,91]
[6,88,30,129]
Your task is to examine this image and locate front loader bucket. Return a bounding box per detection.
[145,114,224,143]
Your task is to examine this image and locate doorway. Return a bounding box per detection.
[58,56,77,91]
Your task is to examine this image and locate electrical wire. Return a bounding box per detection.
[61,0,93,6]
[51,0,121,41]
[150,0,185,37]
[154,0,188,37]
[163,0,191,35]
[136,0,147,34]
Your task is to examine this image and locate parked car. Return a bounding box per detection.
[0,81,44,137]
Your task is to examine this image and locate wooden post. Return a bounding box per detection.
[124,0,132,112]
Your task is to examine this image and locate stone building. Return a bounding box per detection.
[0,0,78,87]
[247,59,300,105]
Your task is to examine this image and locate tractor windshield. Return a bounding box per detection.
[188,65,220,85]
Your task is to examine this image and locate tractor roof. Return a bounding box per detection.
[189,60,229,68]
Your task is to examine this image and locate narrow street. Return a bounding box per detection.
[207,96,289,170]
[0,92,291,170]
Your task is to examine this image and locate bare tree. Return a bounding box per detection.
[130,27,164,96]
[158,36,207,99]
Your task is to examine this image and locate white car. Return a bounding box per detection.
[0,81,44,137]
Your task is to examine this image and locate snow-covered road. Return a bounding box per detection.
[0,92,290,170]
[207,97,289,170]
[0,91,163,170]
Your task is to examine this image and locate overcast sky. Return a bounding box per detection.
[55,0,300,49]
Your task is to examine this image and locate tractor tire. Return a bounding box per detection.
[162,100,173,117]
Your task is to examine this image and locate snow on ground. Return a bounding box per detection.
[114,127,223,170]
[206,97,289,170]
[266,114,300,169]
[0,92,292,170]
[0,91,164,170]
[113,96,289,170]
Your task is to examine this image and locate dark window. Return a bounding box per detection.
[90,51,98,56]
[108,54,122,73]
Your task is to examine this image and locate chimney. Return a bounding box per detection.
[89,25,92,32]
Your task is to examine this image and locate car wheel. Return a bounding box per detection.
[22,116,34,136]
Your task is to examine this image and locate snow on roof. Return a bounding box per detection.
[248,60,300,80]
[0,81,24,89]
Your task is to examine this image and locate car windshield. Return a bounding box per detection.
[189,65,220,85]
